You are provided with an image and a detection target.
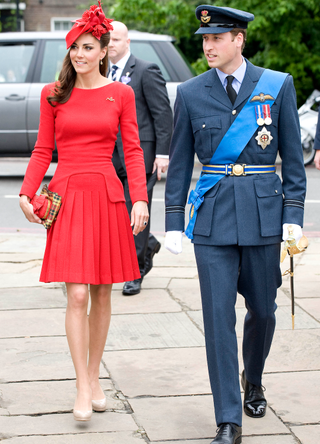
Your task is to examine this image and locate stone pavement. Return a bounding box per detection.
[0,231,319,444]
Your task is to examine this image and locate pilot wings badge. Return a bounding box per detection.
[250,93,275,103]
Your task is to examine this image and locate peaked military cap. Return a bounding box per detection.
[195,5,254,34]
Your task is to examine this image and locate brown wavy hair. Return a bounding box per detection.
[47,32,110,106]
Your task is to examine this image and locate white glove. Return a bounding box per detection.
[282,223,303,243]
[165,231,183,255]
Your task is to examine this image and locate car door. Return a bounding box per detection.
[27,38,67,150]
[0,40,38,154]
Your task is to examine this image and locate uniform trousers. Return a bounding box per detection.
[194,243,282,427]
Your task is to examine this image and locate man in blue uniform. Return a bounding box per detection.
[165,5,306,444]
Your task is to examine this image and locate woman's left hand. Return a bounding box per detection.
[131,200,149,236]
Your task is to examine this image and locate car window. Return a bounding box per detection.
[130,41,170,82]
[40,39,67,83]
[0,43,35,83]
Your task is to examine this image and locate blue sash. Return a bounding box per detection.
[185,69,288,239]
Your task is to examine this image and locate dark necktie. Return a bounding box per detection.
[226,75,237,105]
[111,65,118,82]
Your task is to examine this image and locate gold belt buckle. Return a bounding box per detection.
[231,164,246,176]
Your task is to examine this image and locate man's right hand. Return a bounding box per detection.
[165,231,183,254]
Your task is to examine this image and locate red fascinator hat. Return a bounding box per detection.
[66,1,113,49]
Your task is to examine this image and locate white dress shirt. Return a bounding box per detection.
[216,58,247,94]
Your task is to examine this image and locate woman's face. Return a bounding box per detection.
[69,33,106,75]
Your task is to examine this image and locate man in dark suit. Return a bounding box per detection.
[108,21,173,295]
[165,6,306,444]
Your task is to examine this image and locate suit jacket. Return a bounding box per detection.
[113,54,173,174]
[314,113,320,151]
[165,60,306,246]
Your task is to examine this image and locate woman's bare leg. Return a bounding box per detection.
[88,284,112,400]
[65,282,92,412]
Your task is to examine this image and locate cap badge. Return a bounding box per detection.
[255,126,273,149]
[250,93,275,103]
[201,10,211,24]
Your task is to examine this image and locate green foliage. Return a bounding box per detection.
[108,0,198,42]
[93,0,320,105]
[214,0,320,105]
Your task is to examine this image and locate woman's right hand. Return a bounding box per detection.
[19,195,42,224]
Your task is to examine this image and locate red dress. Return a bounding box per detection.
[20,82,148,284]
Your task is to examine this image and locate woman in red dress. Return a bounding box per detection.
[19,2,148,422]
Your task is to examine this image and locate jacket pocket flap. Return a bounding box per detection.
[203,182,221,198]
[191,115,221,133]
[254,177,283,198]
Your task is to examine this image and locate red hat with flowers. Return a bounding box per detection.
[66,1,113,49]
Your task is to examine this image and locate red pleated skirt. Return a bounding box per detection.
[40,173,140,284]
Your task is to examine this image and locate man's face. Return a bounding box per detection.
[202,32,243,74]
[108,27,130,64]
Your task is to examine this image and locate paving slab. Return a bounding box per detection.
[112,277,171,291]
[264,370,320,424]
[105,312,205,351]
[296,297,320,321]
[0,411,137,437]
[290,280,320,298]
[129,395,289,442]
[103,347,210,397]
[0,260,42,274]
[168,278,202,310]
[0,308,66,338]
[0,252,44,262]
[0,234,46,254]
[1,432,145,444]
[291,425,320,444]
[155,438,297,444]
[0,337,86,382]
[0,273,59,289]
[148,267,198,278]
[111,288,181,315]
[0,379,121,415]
[264,329,320,372]
[0,287,66,310]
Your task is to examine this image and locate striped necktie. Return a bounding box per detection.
[111,65,118,82]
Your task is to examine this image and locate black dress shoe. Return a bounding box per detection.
[241,370,267,418]
[143,240,161,277]
[211,423,242,444]
[122,278,142,296]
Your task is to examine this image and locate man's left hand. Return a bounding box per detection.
[153,158,169,181]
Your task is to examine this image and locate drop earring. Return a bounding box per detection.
[100,59,103,65]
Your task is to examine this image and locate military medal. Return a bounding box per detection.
[255,105,264,126]
[255,126,273,149]
[263,104,272,125]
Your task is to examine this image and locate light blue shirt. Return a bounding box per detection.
[216,58,247,94]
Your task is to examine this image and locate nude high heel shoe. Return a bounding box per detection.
[92,396,107,412]
[73,408,92,421]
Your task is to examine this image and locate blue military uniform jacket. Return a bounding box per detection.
[165,60,306,246]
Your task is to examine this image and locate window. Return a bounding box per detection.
[0,42,35,83]
[40,40,67,83]
[51,18,76,32]
[130,42,170,82]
